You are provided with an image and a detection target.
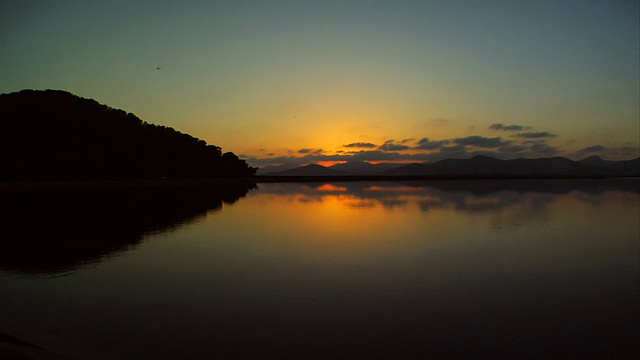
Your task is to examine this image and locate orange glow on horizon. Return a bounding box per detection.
[316,161,345,167]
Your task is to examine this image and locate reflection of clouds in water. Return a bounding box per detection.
[378,198,410,209]
[570,189,638,207]
[489,195,555,231]
[297,195,320,204]
[316,184,348,192]
[256,179,639,231]
[343,198,378,209]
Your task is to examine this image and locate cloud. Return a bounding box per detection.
[489,123,529,131]
[573,145,639,159]
[343,142,377,148]
[610,146,639,157]
[297,148,323,155]
[247,139,567,169]
[379,140,410,151]
[453,136,510,148]
[414,137,450,150]
[516,132,557,139]
[576,145,605,154]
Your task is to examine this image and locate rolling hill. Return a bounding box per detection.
[0,89,256,180]
[382,155,639,177]
[264,155,639,178]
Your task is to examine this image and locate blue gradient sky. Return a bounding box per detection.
[1,0,638,167]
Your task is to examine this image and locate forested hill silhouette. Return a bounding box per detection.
[0,89,256,181]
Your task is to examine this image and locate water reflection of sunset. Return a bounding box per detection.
[1,181,637,360]
[225,181,640,253]
[315,184,348,192]
[233,191,434,250]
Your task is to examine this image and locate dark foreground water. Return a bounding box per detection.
[0,180,638,359]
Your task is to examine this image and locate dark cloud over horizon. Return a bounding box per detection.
[577,145,605,153]
[379,140,410,151]
[489,123,530,131]
[516,132,557,139]
[572,144,639,159]
[248,131,635,170]
[453,136,510,148]
[343,142,377,148]
[297,148,323,155]
[414,138,450,150]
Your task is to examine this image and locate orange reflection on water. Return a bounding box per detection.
[234,188,443,252]
[316,184,348,192]
[213,182,640,259]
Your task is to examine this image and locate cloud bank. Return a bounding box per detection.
[245,125,638,169]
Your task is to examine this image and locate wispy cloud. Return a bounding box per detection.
[573,145,639,159]
[575,145,605,156]
[516,132,556,139]
[297,148,323,155]
[343,142,377,148]
[248,132,635,169]
[414,137,449,150]
[379,140,410,151]
[453,136,510,148]
[489,123,530,131]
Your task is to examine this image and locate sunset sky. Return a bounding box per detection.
[1,0,638,168]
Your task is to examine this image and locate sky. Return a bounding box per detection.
[1,0,639,168]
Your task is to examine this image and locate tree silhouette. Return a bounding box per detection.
[0,90,257,180]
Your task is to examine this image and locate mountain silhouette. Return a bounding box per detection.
[268,164,349,176]
[264,155,639,177]
[0,89,256,181]
[329,160,401,175]
[383,155,639,177]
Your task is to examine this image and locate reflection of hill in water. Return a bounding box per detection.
[0,183,255,275]
[407,178,640,196]
[299,178,640,197]
[265,179,640,213]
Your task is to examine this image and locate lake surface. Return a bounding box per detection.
[1,180,638,359]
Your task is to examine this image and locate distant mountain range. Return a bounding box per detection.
[263,161,401,176]
[263,155,640,178]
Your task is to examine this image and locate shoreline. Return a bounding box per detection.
[0,331,72,360]
[0,175,637,192]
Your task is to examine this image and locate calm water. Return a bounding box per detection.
[1,180,638,359]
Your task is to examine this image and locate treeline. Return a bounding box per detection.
[0,90,256,180]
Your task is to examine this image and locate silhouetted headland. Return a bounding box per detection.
[0,89,256,182]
